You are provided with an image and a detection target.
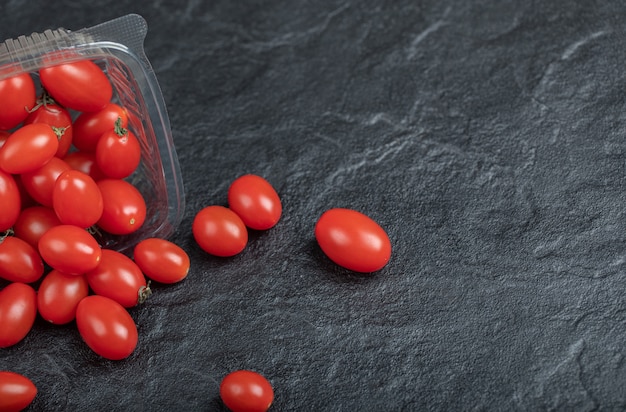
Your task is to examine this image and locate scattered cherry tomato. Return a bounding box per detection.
[0,123,59,175]
[13,206,62,249]
[0,169,20,231]
[75,295,138,360]
[24,97,73,157]
[96,179,146,235]
[192,206,248,257]
[39,60,112,113]
[20,156,71,208]
[0,235,44,283]
[52,169,103,228]
[228,174,282,230]
[133,238,190,284]
[0,282,37,348]
[38,225,102,275]
[96,117,141,179]
[37,269,89,324]
[315,208,391,273]
[86,249,149,308]
[0,371,37,412]
[220,370,274,412]
[73,103,128,152]
[0,73,36,130]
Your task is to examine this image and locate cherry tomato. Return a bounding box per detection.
[52,170,103,228]
[95,117,141,179]
[96,179,146,235]
[315,208,392,273]
[13,206,62,249]
[192,206,248,257]
[0,371,37,412]
[0,131,10,148]
[38,225,102,275]
[0,73,36,130]
[63,151,107,181]
[20,156,71,207]
[228,174,282,230]
[0,169,20,231]
[0,235,44,283]
[0,124,59,175]
[220,370,274,412]
[76,295,138,360]
[73,103,128,152]
[86,249,149,308]
[37,269,89,324]
[133,238,190,284]
[39,60,112,113]
[24,98,73,158]
[0,282,37,348]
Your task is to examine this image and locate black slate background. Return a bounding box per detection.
[2,0,626,410]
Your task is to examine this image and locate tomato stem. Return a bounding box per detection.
[0,228,14,243]
[51,126,68,140]
[114,117,128,138]
[138,281,152,304]
[26,90,57,113]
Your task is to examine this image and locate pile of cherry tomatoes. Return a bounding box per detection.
[0,56,392,412]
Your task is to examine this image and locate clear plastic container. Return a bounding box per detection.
[0,14,185,253]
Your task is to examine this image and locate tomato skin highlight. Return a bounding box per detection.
[72,103,128,152]
[52,169,103,228]
[0,371,37,412]
[133,238,190,284]
[96,179,146,235]
[38,225,102,275]
[0,236,44,283]
[76,295,138,360]
[0,73,36,130]
[0,123,59,175]
[0,282,37,348]
[220,370,274,412]
[228,174,282,230]
[315,208,392,273]
[0,169,20,231]
[37,269,89,324]
[192,206,248,257]
[39,60,112,113]
[86,249,148,308]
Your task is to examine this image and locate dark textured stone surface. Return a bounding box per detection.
[2,0,626,410]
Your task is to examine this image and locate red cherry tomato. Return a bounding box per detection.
[220,370,274,412]
[0,169,20,231]
[24,98,73,157]
[86,249,149,308]
[0,123,59,174]
[13,206,62,249]
[20,156,71,208]
[0,282,37,348]
[0,371,37,412]
[95,118,141,179]
[133,238,190,284]
[315,208,392,273]
[52,170,103,228]
[37,269,89,324]
[228,174,282,230]
[76,295,138,360]
[192,206,248,257]
[0,131,9,148]
[39,60,112,113]
[73,103,128,152]
[0,235,44,283]
[38,225,102,275]
[96,179,146,235]
[63,151,107,181]
[0,73,36,130]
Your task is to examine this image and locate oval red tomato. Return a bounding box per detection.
[133,238,190,284]
[24,100,73,158]
[72,102,128,152]
[0,123,59,174]
[315,208,391,273]
[38,225,102,275]
[52,169,103,228]
[0,169,20,231]
[220,370,274,412]
[86,249,149,308]
[95,118,141,179]
[0,371,37,412]
[20,156,71,208]
[39,60,112,113]
[76,295,138,360]
[228,174,282,230]
[63,151,107,181]
[37,269,89,324]
[0,73,36,130]
[0,235,44,283]
[13,206,62,249]
[192,206,248,257]
[0,282,37,348]
[96,179,146,235]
